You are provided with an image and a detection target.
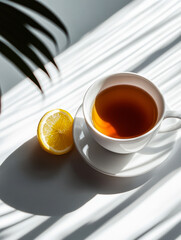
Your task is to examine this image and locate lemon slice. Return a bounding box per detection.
[37,109,74,155]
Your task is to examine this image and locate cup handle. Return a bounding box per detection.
[159,111,181,133]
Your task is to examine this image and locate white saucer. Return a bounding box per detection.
[73,106,177,177]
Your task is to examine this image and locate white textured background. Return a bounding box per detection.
[0,0,181,239]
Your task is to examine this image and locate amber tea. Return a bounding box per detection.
[92,85,158,139]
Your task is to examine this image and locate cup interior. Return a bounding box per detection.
[83,73,165,139]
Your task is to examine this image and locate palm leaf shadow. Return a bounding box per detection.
[7,0,70,42]
[1,42,43,92]
[0,0,69,112]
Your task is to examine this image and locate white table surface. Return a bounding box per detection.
[0,0,181,239]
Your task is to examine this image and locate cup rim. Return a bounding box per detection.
[83,72,166,142]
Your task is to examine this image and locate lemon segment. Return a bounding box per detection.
[37,109,74,155]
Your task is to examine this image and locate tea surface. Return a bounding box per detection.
[92,85,158,138]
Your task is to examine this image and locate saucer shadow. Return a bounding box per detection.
[0,137,150,216]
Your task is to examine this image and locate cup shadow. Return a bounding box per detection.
[0,136,150,216]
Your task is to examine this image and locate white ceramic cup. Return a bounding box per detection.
[83,72,181,154]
